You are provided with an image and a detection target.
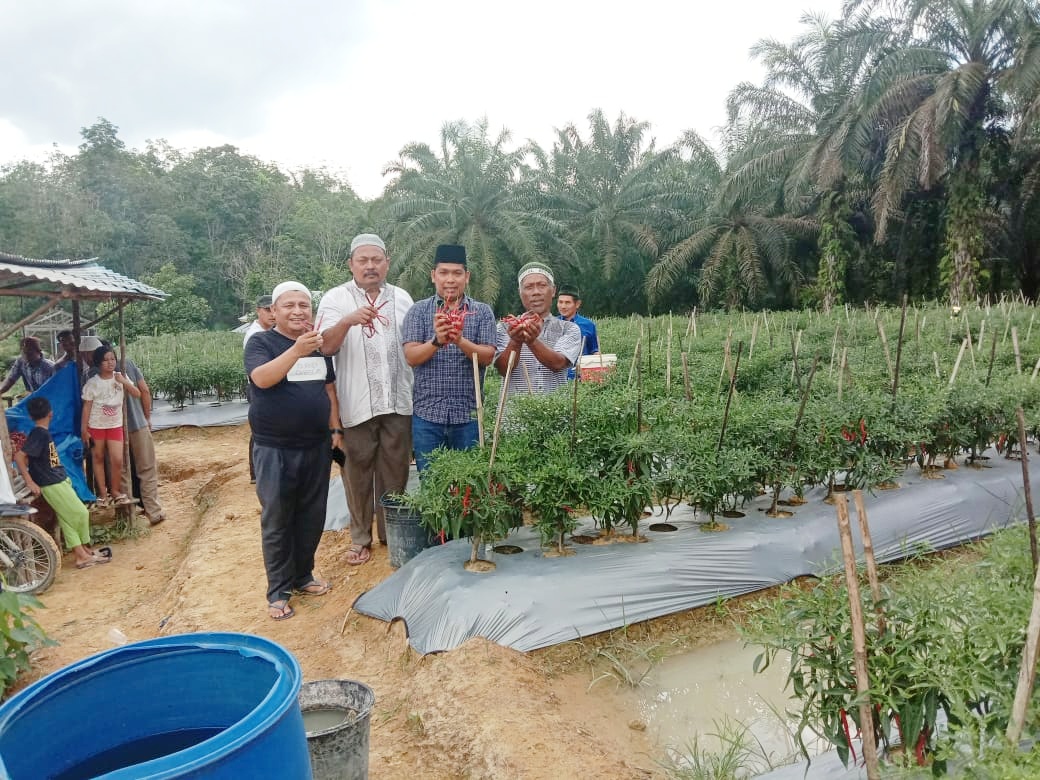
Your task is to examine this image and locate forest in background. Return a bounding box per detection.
[2,0,1040,335]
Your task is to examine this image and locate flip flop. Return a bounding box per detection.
[95,546,113,559]
[76,558,101,569]
[294,579,331,596]
[268,600,295,621]
[113,494,134,506]
[346,545,371,566]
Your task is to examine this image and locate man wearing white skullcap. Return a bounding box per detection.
[494,261,581,397]
[316,233,414,566]
[245,281,339,620]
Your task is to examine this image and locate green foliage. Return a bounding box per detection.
[132,331,246,406]
[400,446,522,564]
[742,527,1040,772]
[105,264,212,341]
[0,589,55,700]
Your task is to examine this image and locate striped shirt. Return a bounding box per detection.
[495,316,582,397]
[402,295,497,424]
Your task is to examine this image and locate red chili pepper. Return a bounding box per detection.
[839,708,857,765]
[914,727,929,766]
[361,293,390,338]
[859,418,868,445]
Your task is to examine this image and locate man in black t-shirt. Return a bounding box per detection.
[245,281,342,621]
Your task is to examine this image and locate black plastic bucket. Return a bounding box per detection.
[379,495,434,569]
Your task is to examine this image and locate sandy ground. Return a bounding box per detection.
[19,424,753,779]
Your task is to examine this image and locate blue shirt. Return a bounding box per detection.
[558,313,599,355]
[558,313,599,379]
[401,294,497,425]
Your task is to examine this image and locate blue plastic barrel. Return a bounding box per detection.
[0,632,312,779]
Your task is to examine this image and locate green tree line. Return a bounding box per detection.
[3,0,1040,327]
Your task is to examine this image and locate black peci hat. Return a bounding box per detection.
[434,244,467,267]
[557,285,581,299]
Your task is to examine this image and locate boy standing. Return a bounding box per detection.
[14,397,110,569]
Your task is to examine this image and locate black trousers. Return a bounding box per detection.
[253,443,331,603]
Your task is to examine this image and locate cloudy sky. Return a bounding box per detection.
[1,0,844,199]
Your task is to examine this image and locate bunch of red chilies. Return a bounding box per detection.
[501,311,540,330]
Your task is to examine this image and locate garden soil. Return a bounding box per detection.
[18,425,747,779]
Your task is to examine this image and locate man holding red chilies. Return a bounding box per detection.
[402,244,496,473]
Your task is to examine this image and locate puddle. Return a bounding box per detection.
[635,639,815,767]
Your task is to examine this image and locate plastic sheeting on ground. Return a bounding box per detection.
[352,448,1040,655]
[324,467,420,532]
[150,399,249,431]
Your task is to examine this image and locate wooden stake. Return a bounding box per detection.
[933,351,942,380]
[472,353,485,447]
[876,320,894,388]
[1018,407,1038,573]
[891,293,908,402]
[681,352,691,403]
[949,338,968,386]
[986,330,999,387]
[717,342,743,452]
[1003,315,1012,346]
[489,352,515,468]
[835,493,882,780]
[1028,312,1036,343]
[829,325,839,377]
[978,318,986,351]
[965,315,976,370]
[749,319,758,358]
[628,337,642,387]
[1006,421,1040,745]
[1013,327,1023,374]
[853,490,886,635]
[1033,356,1040,383]
[838,347,848,401]
[665,322,672,391]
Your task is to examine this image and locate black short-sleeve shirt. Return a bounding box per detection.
[245,329,335,449]
[21,426,67,487]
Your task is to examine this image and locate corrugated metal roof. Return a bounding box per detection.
[0,252,167,301]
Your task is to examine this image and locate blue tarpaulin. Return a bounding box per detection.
[6,363,95,502]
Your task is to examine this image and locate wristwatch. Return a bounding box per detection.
[330,428,344,435]
[431,335,442,348]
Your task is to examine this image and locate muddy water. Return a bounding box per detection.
[635,639,810,764]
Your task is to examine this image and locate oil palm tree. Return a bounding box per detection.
[846,0,1033,305]
[523,110,679,296]
[382,119,560,308]
[646,132,815,310]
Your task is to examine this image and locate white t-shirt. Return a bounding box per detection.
[317,280,414,428]
[242,320,266,347]
[82,375,124,430]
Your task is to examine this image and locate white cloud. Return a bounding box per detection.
[0,0,843,197]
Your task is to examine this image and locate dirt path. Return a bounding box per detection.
[23,424,671,779]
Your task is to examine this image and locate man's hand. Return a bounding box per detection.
[434,311,458,344]
[342,305,380,330]
[293,329,324,356]
[26,480,40,498]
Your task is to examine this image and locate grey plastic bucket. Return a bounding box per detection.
[299,679,375,780]
[380,495,435,569]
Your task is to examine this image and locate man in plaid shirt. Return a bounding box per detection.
[402,244,496,473]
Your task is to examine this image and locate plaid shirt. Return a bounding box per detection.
[401,294,497,425]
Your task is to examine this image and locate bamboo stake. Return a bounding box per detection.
[876,320,894,387]
[521,360,534,395]
[965,315,976,370]
[835,493,882,780]
[717,331,732,396]
[488,352,516,469]
[1033,356,1040,383]
[891,294,908,403]
[749,319,758,358]
[1003,315,1012,346]
[1006,489,1040,743]
[716,342,744,453]
[790,329,802,390]
[1018,407,1038,573]
[852,490,886,634]
[829,325,839,377]
[986,330,999,387]
[681,352,691,402]
[978,318,986,351]
[1013,327,1023,375]
[570,349,581,452]
[627,336,642,387]
[933,351,942,380]
[1028,312,1036,342]
[838,347,848,401]
[949,338,968,386]
[472,353,485,447]
[665,322,672,391]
